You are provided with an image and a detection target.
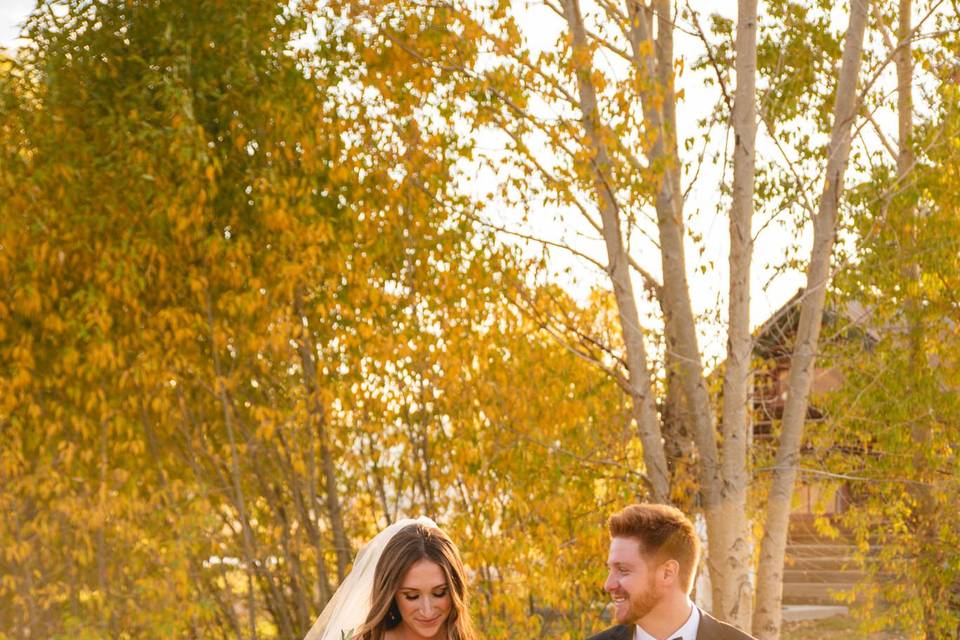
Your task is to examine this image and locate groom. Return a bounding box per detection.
[588,504,757,640]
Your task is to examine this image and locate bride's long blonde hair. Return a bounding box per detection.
[356,523,477,640]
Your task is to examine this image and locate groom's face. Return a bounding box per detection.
[604,536,660,624]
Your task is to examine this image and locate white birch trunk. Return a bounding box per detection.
[715,0,758,629]
[629,3,721,502]
[753,2,870,637]
[624,1,742,620]
[896,0,914,182]
[563,0,671,503]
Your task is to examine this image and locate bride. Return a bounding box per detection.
[304,517,478,640]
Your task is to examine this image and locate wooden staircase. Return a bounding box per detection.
[781,514,863,605]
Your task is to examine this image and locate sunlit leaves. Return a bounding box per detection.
[819,34,960,634]
[0,1,637,638]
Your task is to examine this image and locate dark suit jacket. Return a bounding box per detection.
[586,608,757,640]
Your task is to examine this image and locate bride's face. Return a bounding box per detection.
[393,559,452,638]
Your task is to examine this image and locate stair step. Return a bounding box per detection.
[782,582,855,603]
[785,556,858,570]
[787,517,854,544]
[788,529,852,541]
[788,534,853,545]
[785,544,857,557]
[783,569,866,583]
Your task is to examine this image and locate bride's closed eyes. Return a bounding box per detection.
[401,588,447,601]
[401,587,447,600]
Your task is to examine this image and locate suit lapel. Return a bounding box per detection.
[695,608,718,640]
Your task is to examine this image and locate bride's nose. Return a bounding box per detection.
[420,597,436,616]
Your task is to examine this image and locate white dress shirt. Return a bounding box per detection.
[634,599,700,640]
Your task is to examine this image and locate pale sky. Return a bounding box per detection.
[0,0,33,52]
[489,0,813,365]
[3,1,900,365]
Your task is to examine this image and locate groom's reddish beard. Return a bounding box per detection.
[618,574,660,624]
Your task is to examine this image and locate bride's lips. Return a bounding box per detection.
[415,615,443,626]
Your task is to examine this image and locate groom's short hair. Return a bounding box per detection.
[608,503,701,593]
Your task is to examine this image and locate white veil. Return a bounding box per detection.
[303,516,438,640]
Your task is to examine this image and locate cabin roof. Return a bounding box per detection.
[752,289,879,360]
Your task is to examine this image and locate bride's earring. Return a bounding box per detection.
[386,601,401,627]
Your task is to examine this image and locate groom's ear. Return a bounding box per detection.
[658,559,681,586]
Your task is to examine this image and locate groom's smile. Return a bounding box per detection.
[605,537,660,624]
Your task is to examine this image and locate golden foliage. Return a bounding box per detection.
[0,1,636,637]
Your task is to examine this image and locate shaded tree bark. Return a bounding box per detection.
[294,288,352,582]
[753,2,870,637]
[893,3,937,635]
[715,0,758,628]
[562,0,671,504]
[625,2,756,626]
